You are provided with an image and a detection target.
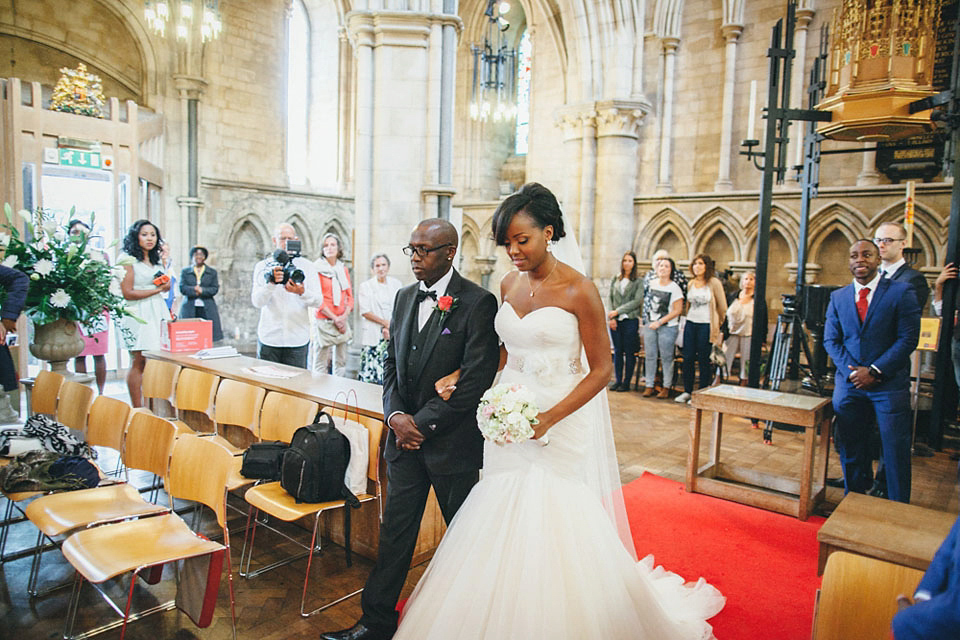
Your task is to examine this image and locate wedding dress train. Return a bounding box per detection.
[394,302,724,639]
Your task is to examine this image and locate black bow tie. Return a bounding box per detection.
[416,289,438,304]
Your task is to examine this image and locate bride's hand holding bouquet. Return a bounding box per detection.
[476,383,549,446]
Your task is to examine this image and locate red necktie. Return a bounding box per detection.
[857,287,869,323]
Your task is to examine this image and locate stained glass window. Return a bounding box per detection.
[514,30,532,156]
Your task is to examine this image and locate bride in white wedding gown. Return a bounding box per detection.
[394,183,724,640]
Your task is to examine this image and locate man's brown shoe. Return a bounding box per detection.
[641,387,656,397]
[657,388,671,399]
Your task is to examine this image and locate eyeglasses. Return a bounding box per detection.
[402,243,453,258]
[873,237,904,245]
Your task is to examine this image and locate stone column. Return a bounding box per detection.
[594,101,649,277]
[857,143,881,185]
[789,6,814,176]
[657,37,679,194]
[173,75,206,251]
[715,25,742,191]
[347,10,460,275]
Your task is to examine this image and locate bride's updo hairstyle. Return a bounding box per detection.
[492,182,566,246]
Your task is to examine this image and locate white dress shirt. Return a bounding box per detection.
[853,271,881,307]
[880,257,905,280]
[417,268,454,331]
[251,255,322,347]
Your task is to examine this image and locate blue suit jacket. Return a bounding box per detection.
[892,514,960,639]
[823,277,921,392]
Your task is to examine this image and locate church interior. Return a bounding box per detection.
[0,0,958,637]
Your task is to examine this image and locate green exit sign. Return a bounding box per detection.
[58,149,101,168]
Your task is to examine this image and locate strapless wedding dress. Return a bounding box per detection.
[394,303,724,640]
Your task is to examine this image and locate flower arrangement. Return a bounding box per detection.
[0,204,138,333]
[476,383,545,445]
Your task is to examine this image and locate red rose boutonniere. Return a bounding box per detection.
[436,295,458,322]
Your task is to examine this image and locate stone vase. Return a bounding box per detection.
[29,317,85,377]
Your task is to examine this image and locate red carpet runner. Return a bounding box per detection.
[622,472,825,640]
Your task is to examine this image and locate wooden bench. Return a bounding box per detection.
[817,492,957,575]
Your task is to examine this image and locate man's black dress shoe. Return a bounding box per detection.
[320,623,393,640]
[825,477,845,488]
[609,382,622,391]
[866,480,888,499]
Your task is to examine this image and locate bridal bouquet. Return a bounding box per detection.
[476,383,545,445]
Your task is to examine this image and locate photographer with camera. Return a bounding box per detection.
[251,223,321,368]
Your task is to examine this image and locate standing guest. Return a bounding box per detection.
[321,219,500,640]
[724,271,756,384]
[606,251,644,392]
[932,262,960,387]
[823,239,921,503]
[179,246,223,343]
[675,254,727,404]
[357,253,402,384]
[892,512,960,639]
[251,223,322,368]
[875,222,930,310]
[119,220,171,407]
[0,266,28,423]
[643,248,688,297]
[641,257,684,398]
[68,220,108,395]
[312,233,354,376]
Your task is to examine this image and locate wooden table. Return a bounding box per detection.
[817,492,957,575]
[687,384,833,520]
[144,350,446,565]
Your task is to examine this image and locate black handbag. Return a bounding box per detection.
[240,441,287,480]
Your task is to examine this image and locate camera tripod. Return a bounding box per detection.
[761,296,822,443]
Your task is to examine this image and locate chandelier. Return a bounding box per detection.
[144,0,223,43]
[470,0,517,122]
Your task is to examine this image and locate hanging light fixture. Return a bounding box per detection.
[145,0,222,43]
[470,0,517,122]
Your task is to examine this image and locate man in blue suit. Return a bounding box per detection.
[823,239,921,503]
[892,512,960,638]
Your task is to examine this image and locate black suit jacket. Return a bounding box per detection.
[888,263,930,312]
[179,266,223,341]
[382,269,499,475]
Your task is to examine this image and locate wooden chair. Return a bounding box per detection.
[30,369,64,417]
[812,551,925,640]
[171,368,219,435]
[0,376,91,563]
[60,434,238,640]
[240,412,384,616]
[24,412,176,596]
[55,380,95,433]
[141,359,181,417]
[211,378,266,455]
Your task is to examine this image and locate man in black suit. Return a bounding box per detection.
[868,222,930,497]
[322,219,500,640]
[875,222,929,310]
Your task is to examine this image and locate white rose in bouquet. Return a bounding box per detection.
[476,383,547,446]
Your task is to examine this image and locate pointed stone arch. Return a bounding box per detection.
[635,208,692,259]
[692,206,746,261]
[807,202,871,260]
[222,213,271,272]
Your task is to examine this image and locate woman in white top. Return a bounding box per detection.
[641,258,685,398]
[724,271,756,383]
[119,220,171,407]
[357,253,402,384]
[675,254,727,404]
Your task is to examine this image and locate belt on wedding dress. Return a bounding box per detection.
[506,356,584,375]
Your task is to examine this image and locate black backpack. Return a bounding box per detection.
[280,411,360,507]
